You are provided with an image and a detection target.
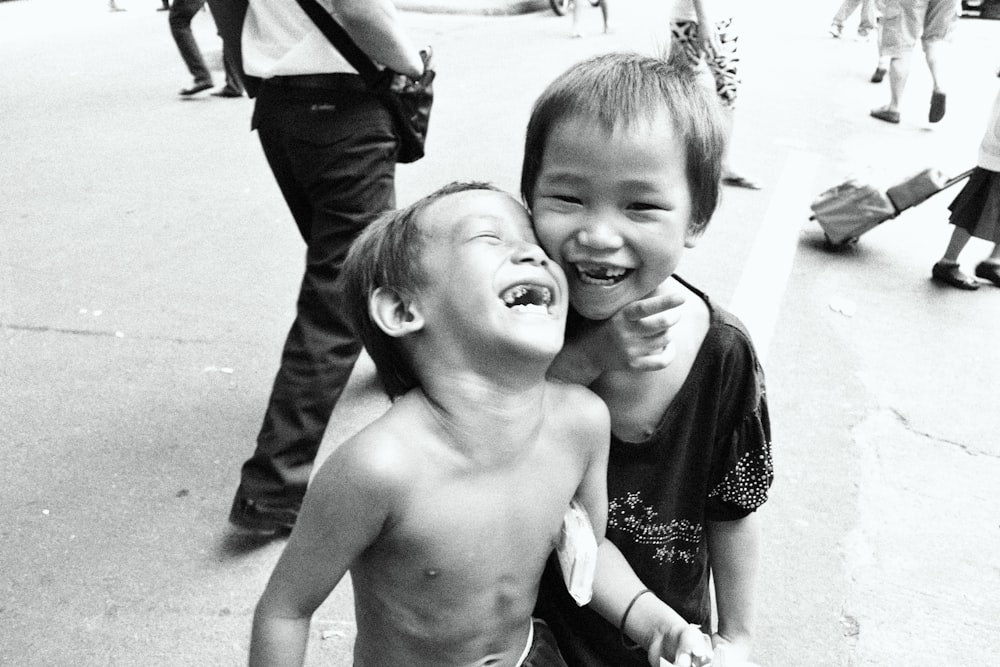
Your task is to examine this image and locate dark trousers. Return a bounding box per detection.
[523,619,569,667]
[237,77,398,505]
[169,0,211,84]
[205,0,244,93]
[169,0,243,91]
[205,0,246,93]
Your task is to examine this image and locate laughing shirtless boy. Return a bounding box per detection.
[248,182,610,666]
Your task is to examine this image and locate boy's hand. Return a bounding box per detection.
[606,291,686,371]
[646,623,712,667]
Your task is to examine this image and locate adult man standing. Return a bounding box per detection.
[229,0,426,535]
[869,0,958,124]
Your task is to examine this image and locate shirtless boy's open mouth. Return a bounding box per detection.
[500,284,554,315]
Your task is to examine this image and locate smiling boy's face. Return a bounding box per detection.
[414,189,569,359]
[530,112,698,321]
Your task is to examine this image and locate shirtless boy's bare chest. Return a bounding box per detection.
[358,436,586,606]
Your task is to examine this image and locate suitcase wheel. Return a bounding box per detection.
[824,233,859,250]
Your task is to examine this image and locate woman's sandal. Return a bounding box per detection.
[870,107,900,124]
[974,261,1000,287]
[932,262,979,290]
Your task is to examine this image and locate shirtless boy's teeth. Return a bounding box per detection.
[501,285,552,313]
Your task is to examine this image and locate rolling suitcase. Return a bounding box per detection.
[810,167,974,247]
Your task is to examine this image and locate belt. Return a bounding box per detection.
[264,73,368,93]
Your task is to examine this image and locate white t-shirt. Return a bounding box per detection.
[670,0,736,22]
[979,87,1000,172]
[242,0,356,78]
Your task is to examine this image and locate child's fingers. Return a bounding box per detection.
[621,292,686,322]
[638,306,682,334]
[628,340,676,371]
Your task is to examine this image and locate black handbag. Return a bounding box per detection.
[293,0,434,164]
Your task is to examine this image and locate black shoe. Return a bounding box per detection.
[975,261,1000,286]
[211,87,243,98]
[870,66,886,83]
[929,91,946,124]
[931,262,979,290]
[229,489,300,536]
[180,81,212,96]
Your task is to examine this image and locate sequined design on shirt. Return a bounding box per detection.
[608,491,702,564]
[708,443,773,510]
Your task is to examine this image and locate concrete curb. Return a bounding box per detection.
[397,0,550,16]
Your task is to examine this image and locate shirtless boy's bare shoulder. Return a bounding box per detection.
[544,379,611,453]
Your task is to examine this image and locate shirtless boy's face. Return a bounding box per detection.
[416,189,568,358]
[530,112,697,321]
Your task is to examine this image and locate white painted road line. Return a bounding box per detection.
[728,150,821,365]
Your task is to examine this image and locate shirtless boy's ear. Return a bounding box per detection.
[685,226,705,249]
[370,287,425,337]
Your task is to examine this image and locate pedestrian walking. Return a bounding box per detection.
[168,0,243,97]
[571,0,610,38]
[228,0,427,537]
[870,0,958,124]
[665,0,760,190]
[931,84,1000,290]
[829,0,878,39]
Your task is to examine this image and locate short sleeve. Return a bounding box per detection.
[705,333,773,521]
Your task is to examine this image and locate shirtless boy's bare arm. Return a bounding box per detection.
[563,384,611,541]
[249,432,395,667]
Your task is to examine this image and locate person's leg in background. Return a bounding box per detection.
[230,87,397,535]
[703,17,760,190]
[831,0,863,37]
[858,0,878,36]
[169,0,213,96]
[870,0,913,123]
[205,0,244,97]
[921,0,958,122]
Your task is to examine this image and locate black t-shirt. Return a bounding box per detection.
[536,280,773,667]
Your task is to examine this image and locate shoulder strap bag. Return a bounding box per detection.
[293,0,434,164]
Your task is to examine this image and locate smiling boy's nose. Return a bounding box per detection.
[576,217,623,250]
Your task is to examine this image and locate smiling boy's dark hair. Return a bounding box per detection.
[341,181,504,399]
[520,52,727,235]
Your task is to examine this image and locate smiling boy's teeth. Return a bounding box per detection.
[575,263,628,285]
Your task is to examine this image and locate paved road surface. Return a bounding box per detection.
[2,0,999,664]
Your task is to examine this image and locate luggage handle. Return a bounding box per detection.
[942,168,976,190]
[809,168,975,221]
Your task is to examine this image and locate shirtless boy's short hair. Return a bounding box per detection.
[343,181,504,400]
[520,52,727,234]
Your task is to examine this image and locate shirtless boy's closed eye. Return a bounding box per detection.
[249,182,610,667]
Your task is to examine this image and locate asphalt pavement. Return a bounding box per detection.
[2,0,999,665]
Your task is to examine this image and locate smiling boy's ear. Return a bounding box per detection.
[370,287,425,338]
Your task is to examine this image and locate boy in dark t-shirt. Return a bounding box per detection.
[522,53,773,666]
